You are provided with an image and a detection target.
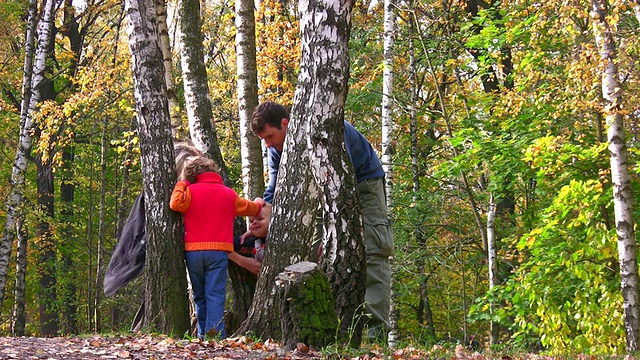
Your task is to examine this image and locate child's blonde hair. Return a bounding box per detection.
[182,156,220,183]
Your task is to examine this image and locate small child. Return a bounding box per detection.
[170,156,263,339]
[234,203,271,263]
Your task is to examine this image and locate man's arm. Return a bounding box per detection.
[263,148,281,203]
[228,252,261,275]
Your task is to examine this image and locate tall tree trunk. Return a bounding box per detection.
[381,0,394,209]
[236,0,263,200]
[86,143,95,329]
[35,0,60,336]
[60,147,78,335]
[177,0,229,184]
[381,0,395,346]
[125,0,191,335]
[238,105,320,340]
[407,7,436,344]
[8,0,39,335]
[157,0,184,138]
[94,122,109,333]
[0,0,55,312]
[299,0,364,345]
[591,0,640,352]
[230,0,263,333]
[487,193,498,344]
[36,151,58,337]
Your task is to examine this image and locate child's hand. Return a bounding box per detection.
[240,230,252,244]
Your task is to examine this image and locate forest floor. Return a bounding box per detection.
[0,333,626,359]
[0,333,431,360]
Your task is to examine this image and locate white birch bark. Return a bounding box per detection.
[125,0,191,334]
[487,193,498,344]
[299,0,366,345]
[591,0,640,352]
[381,0,396,347]
[381,0,394,211]
[240,0,365,340]
[157,0,183,138]
[238,103,320,340]
[235,0,264,200]
[0,0,55,311]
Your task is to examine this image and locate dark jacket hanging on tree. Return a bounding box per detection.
[104,194,146,297]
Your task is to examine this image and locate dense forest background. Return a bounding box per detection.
[0,0,639,355]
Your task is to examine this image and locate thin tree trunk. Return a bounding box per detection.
[487,193,498,344]
[125,0,191,335]
[157,0,184,138]
[94,122,108,333]
[381,0,394,209]
[230,0,263,334]
[0,0,55,312]
[60,147,78,335]
[7,0,39,334]
[591,0,640,351]
[381,0,395,347]
[86,143,95,330]
[36,151,58,336]
[235,0,263,200]
[11,218,28,336]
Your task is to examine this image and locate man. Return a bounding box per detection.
[251,101,394,340]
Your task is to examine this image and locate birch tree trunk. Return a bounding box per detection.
[235,0,263,200]
[380,0,395,346]
[125,0,191,335]
[228,0,263,333]
[177,0,229,184]
[7,0,38,335]
[381,0,394,209]
[591,0,640,352]
[157,0,184,138]
[94,121,109,333]
[296,0,365,345]
[0,0,55,312]
[487,193,498,344]
[238,89,321,339]
[238,122,319,339]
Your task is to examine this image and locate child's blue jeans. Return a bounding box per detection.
[185,250,228,338]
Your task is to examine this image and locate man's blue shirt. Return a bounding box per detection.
[263,121,385,203]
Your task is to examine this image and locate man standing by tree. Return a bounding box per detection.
[251,101,394,340]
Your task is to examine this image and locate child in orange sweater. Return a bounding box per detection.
[170,156,263,339]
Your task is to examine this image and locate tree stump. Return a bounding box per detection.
[277,261,338,351]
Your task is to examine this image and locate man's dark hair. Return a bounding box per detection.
[251,101,290,135]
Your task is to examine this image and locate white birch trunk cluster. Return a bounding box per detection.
[0,0,56,311]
